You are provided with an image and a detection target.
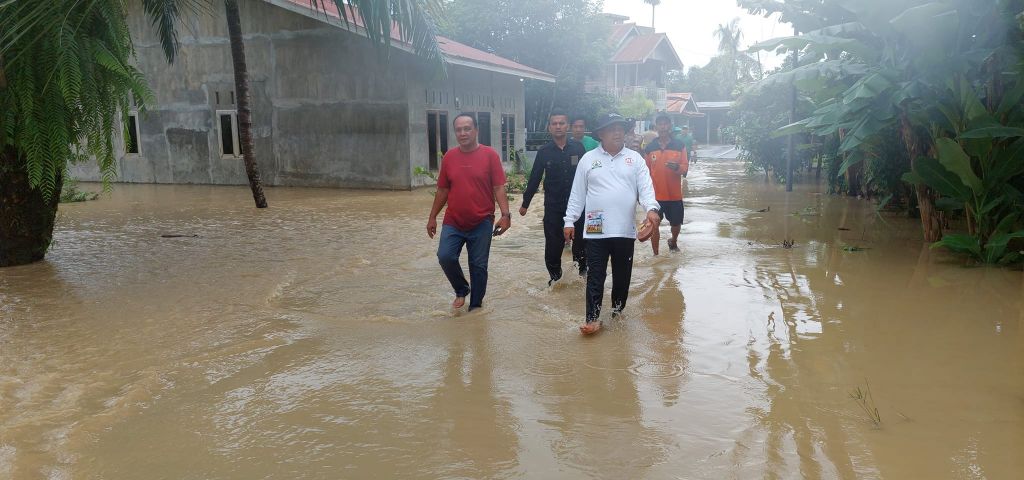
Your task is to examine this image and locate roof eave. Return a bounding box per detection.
[445,57,555,82]
[651,36,683,69]
[264,0,554,81]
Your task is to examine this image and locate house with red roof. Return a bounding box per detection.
[585,14,683,111]
[664,93,735,144]
[70,0,554,189]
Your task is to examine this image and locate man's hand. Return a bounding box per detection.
[427,217,437,239]
[564,226,574,243]
[519,206,528,216]
[646,209,661,227]
[493,214,511,236]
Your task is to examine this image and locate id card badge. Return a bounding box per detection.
[585,210,604,234]
[570,155,580,166]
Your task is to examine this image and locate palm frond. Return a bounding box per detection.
[1,0,149,200]
[310,0,446,69]
[139,0,212,63]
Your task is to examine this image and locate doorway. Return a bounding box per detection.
[427,111,449,170]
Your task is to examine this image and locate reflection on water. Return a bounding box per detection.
[1,159,1022,478]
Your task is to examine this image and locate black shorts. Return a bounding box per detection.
[657,200,684,226]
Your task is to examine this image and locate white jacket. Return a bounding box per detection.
[563,145,659,239]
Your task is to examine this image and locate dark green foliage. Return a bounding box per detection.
[732,70,814,182]
[441,0,611,130]
[59,178,100,203]
[863,128,913,208]
[742,0,1024,262]
[0,0,152,201]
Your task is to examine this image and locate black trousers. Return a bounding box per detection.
[542,210,585,279]
[584,237,635,322]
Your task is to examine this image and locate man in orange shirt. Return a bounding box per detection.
[643,114,688,255]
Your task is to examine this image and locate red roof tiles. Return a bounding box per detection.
[611,33,672,64]
[608,23,636,47]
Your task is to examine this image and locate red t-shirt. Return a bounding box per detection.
[437,145,507,231]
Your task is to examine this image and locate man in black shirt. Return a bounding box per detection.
[519,111,587,285]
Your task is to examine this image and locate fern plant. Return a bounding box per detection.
[0,0,156,200]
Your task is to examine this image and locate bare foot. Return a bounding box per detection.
[579,321,602,335]
[452,297,465,308]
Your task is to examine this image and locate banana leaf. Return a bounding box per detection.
[931,233,981,256]
[909,155,972,200]
[935,137,982,191]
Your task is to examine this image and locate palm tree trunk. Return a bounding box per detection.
[785,46,797,192]
[900,113,942,242]
[0,147,63,267]
[225,0,268,208]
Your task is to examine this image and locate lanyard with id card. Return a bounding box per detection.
[585,210,604,234]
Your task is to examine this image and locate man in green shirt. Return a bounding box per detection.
[571,116,599,152]
[679,125,697,163]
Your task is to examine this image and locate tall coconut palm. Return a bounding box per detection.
[224,0,267,208]
[0,0,442,267]
[642,0,661,29]
[713,18,743,55]
[712,18,747,93]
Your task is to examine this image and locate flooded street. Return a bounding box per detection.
[2,152,1022,479]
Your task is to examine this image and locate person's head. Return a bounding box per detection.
[594,113,629,151]
[571,117,587,139]
[655,114,672,137]
[681,125,690,135]
[548,111,570,141]
[453,113,478,149]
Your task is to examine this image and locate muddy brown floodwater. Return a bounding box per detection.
[1,156,1022,479]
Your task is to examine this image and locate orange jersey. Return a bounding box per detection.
[643,138,688,201]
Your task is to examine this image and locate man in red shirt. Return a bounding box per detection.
[643,114,688,255]
[426,113,512,311]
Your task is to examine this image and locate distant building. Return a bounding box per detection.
[663,93,734,144]
[695,101,734,144]
[664,92,702,122]
[71,0,554,189]
[584,14,683,111]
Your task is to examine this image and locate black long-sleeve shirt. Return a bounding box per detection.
[521,139,586,213]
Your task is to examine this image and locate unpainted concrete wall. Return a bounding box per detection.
[70,1,528,189]
[408,65,527,186]
[72,0,411,188]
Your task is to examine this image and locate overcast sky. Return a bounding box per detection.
[602,0,791,72]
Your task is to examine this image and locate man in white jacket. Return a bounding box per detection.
[563,113,661,335]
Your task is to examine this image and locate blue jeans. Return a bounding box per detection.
[437,218,493,309]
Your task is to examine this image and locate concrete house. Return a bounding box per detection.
[71,0,554,189]
[583,13,683,111]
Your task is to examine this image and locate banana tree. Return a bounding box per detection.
[903,76,1024,263]
[749,0,1024,243]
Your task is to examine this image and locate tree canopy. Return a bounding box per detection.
[739,0,1024,260]
[442,0,612,129]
